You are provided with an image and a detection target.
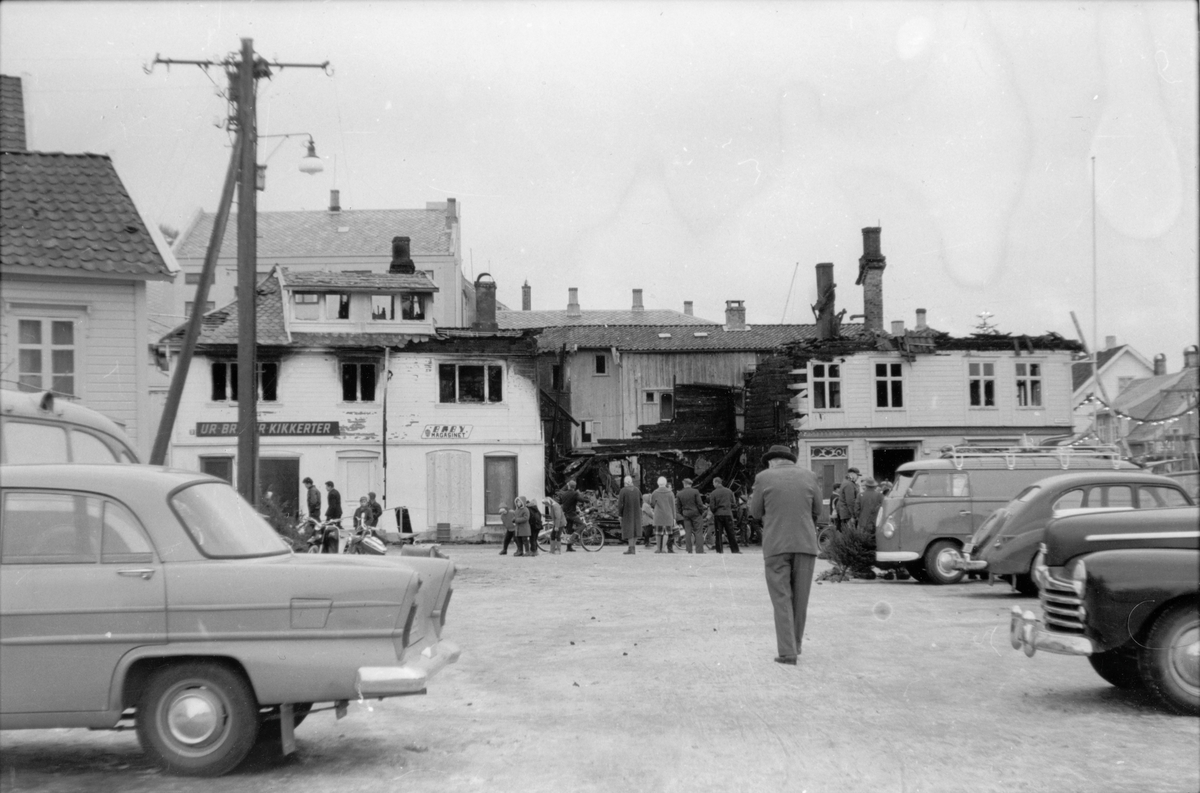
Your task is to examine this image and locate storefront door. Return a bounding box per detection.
[484,456,518,525]
[427,450,471,531]
[259,458,300,518]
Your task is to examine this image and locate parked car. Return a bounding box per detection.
[0,464,460,776]
[1009,506,1199,715]
[874,445,1139,585]
[1,389,138,464]
[955,471,1194,594]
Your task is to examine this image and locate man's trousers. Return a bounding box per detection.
[763,552,817,658]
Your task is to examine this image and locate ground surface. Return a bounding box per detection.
[2,544,1197,793]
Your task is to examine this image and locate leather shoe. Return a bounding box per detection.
[774,656,797,665]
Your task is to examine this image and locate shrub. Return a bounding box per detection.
[826,523,876,576]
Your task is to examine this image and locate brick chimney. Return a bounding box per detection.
[725,300,747,331]
[389,237,415,274]
[632,289,644,312]
[916,308,927,330]
[683,301,693,316]
[891,320,905,335]
[855,227,887,332]
[813,262,837,340]
[1153,353,1167,375]
[567,288,581,317]
[1105,335,1117,350]
[522,281,531,311]
[1185,345,1199,368]
[329,189,340,212]
[473,274,498,331]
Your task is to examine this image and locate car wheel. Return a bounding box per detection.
[137,661,259,776]
[256,702,313,743]
[1139,604,1200,715]
[921,540,965,586]
[1088,645,1143,689]
[817,527,834,553]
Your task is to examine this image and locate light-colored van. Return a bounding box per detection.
[874,446,1140,584]
[0,390,138,464]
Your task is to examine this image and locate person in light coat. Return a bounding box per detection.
[512,497,531,557]
[750,445,827,665]
[543,497,566,554]
[617,476,642,555]
[651,476,677,554]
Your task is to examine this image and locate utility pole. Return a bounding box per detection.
[148,41,329,506]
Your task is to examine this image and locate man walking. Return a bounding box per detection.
[617,476,642,555]
[709,477,741,554]
[303,477,321,520]
[858,477,883,534]
[750,445,826,665]
[675,478,706,553]
[836,467,861,533]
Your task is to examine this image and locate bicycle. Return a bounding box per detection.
[537,515,604,552]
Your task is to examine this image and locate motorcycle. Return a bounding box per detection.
[345,520,388,555]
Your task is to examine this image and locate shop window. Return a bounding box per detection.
[811,363,842,410]
[341,361,377,402]
[875,362,904,408]
[211,361,279,402]
[969,362,996,407]
[400,293,426,320]
[17,318,76,397]
[1016,363,1042,407]
[439,363,503,403]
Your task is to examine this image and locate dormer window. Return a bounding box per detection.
[401,293,426,320]
[293,292,320,320]
[371,295,394,321]
[329,293,350,320]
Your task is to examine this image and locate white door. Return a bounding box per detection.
[426,450,471,531]
[342,458,377,505]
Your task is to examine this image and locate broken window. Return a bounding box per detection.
[371,295,394,320]
[341,361,377,402]
[875,362,904,408]
[811,363,841,410]
[551,364,563,391]
[580,420,599,443]
[969,362,996,407]
[211,361,279,402]
[329,293,351,320]
[1016,362,1042,407]
[400,293,426,320]
[439,363,504,403]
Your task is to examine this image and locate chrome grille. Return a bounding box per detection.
[1040,574,1085,633]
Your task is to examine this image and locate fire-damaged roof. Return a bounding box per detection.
[281,268,438,292]
[784,328,1083,358]
[536,323,872,353]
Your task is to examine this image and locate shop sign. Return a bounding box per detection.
[195,421,340,437]
[422,424,472,440]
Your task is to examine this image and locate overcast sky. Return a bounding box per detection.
[2,1,1196,367]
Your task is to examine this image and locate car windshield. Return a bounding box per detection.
[170,482,289,558]
[891,471,914,499]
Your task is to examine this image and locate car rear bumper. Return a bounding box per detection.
[1009,607,1094,658]
[355,639,461,698]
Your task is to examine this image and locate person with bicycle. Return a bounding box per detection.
[555,479,590,552]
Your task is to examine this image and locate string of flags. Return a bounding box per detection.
[1079,393,1199,426]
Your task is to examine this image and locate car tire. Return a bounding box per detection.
[137,661,259,777]
[1138,603,1200,715]
[817,527,834,554]
[1088,645,1143,690]
[921,540,965,586]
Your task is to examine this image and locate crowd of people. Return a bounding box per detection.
[301,476,384,553]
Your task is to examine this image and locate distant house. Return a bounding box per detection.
[1070,337,1155,435]
[0,74,177,457]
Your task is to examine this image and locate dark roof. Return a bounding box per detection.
[174,207,454,260]
[497,308,718,329]
[281,268,438,292]
[1,151,173,278]
[1,74,26,150]
[1071,345,1126,392]
[172,272,290,347]
[535,323,871,353]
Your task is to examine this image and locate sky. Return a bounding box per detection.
[2,1,1197,368]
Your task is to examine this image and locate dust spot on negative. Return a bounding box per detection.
[873,601,893,621]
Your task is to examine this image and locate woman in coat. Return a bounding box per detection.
[512,496,531,557]
[617,476,642,555]
[650,476,677,554]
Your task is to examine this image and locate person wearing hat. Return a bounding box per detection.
[858,477,884,534]
[675,478,706,553]
[749,444,827,665]
[835,467,861,532]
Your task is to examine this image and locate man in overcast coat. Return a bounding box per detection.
[749,444,827,665]
[617,476,642,555]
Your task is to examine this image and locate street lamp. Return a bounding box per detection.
[256,133,324,189]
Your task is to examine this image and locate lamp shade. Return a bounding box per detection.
[299,140,324,175]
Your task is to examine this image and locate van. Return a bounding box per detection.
[874,446,1139,585]
[0,390,139,464]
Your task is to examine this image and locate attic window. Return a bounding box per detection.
[693,332,709,338]
[658,332,672,339]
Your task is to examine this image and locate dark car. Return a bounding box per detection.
[1009,506,1199,715]
[955,471,1193,595]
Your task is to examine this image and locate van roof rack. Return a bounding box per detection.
[940,444,1126,471]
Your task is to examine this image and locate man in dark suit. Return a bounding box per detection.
[675,478,706,553]
[709,477,740,554]
[750,444,827,665]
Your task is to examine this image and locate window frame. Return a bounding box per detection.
[580,419,599,444]
[968,361,997,408]
[340,359,379,403]
[438,362,505,404]
[1015,361,1043,408]
[810,362,843,411]
[13,312,83,399]
[594,354,608,376]
[210,360,280,403]
[328,293,351,321]
[874,361,904,409]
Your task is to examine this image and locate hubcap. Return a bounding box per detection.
[936,549,962,581]
[1169,623,1200,692]
[166,688,222,746]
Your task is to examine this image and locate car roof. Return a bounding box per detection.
[1024,470,1187,489]
[0,464,218,496]
[1,390,138,459]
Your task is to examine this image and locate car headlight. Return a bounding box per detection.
[1071,559,1087,597]
[882,518,896,539]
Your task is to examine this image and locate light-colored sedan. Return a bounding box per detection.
[0,464,459,776]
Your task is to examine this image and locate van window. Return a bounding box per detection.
[891,471,915,499]
[1137,486,1190,508]
[1052,489,1085,512]
[2,421,69,464]
[71,430,121,463]
[909,471,971,498]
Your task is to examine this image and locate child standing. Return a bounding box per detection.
[512,496,531,557]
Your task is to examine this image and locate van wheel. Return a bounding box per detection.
[1088,645,1142,689]
[1139,604,1200,715]
[922,540,965,585]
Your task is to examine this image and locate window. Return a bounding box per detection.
[643,390,674,422]
[329,293,351,320]
[100,500,154,563]
[400,293,426,320]
[1016,363,1042,407]
[875,362,903,408]
[17,318,76,397]
[210,361,280,402]
[200,456,234,483]
[580,420,599,443]
[342,361,378,402]
[2,421,68,463]
[169,482,288,558]
[1052,489,1086,512]
[371,295,394,320]
[908,471,970,498]
[184,301,215,318]
[1091,485,1133,508]
[293,292,321,320]
[968,362,996,407]
[72,431,121,464]
[184,272,214,287]
[1,491,100,564]
[551,364,563,391]
[811,363,842,410]
[1138,486,1190,508]
[438,364,503,403]
[594,355,608,376]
